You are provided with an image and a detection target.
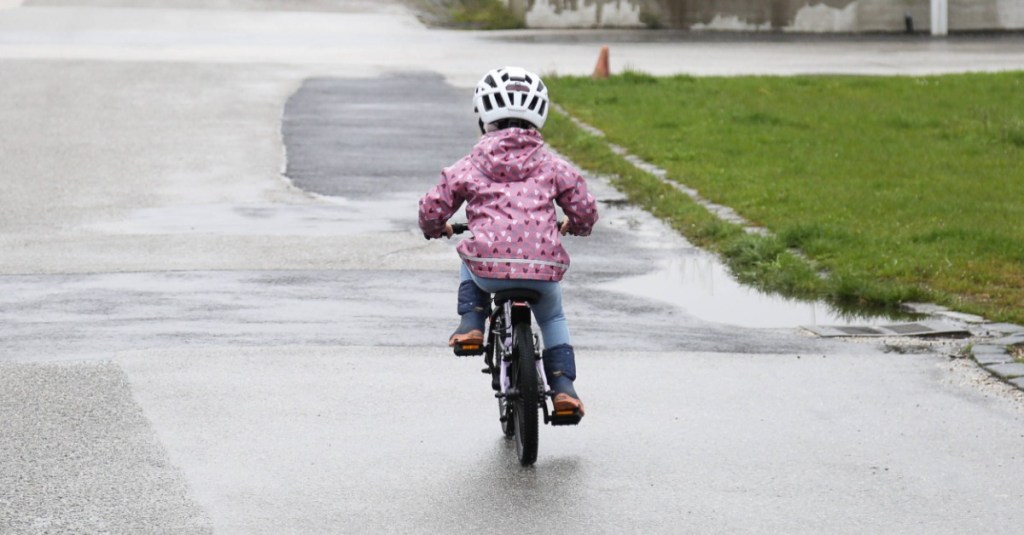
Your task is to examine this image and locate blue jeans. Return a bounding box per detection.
[460,263,571,348]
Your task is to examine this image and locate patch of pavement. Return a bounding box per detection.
[0,59,299,237]
[0,361,211,534]
[0,267,845,364]
[114,344,1024,534]
[281,72,479,200]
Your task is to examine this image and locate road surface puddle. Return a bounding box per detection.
[599,252,899,329]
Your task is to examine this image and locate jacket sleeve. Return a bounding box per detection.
[555,166,598,236]
[418,168,464,239]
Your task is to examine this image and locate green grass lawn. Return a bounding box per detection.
[544,71,1024,323]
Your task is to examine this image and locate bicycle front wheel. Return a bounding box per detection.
[512,321,539,466]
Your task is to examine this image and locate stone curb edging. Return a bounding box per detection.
[901,306,1024,391]
[969,332,1024,390]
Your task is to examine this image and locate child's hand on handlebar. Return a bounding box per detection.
[434,221,563,239]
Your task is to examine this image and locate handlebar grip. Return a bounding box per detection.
[424,223,468,240]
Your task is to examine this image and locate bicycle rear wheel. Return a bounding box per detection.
[512,321,539,466]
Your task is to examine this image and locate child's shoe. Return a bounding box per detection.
[543,344,585,417]
[552,393,585,416]
[449,280,490,352]
[448,316,484,347]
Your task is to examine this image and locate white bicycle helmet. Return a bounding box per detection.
[473,66,549,132]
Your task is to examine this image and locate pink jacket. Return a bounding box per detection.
[419,128,598,282]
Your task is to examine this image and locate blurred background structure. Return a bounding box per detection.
[503,0,1023,34]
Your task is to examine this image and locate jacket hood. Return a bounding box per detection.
[469,128,544,183]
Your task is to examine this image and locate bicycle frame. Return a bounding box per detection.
[491,299,549,400]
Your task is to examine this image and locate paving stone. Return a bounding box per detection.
[973,350,1014,366]
[936,310,987,323]
[985,323,1024,335]
[993,334,1024,346]
[968,325,998,337]
[972,344,1007,354]
[1010,377,1024,390]
[902,302,949,314]
[984,363,1024,379]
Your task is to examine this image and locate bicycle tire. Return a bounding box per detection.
[512,321,539,466]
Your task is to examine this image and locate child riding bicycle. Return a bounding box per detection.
[418,66,598,417]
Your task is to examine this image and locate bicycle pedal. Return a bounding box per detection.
[549,408,583,426]
[452,342,484,357]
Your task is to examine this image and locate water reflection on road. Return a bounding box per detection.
[580,180,894,330]
[601,253,891,329]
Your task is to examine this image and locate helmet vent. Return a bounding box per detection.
[538,80,546,93]
[538,100,547,117]
[528,95,539,111]
[501,72,510,82]
[482,95,493,112]
[484,75,497,88]
[494,92,506,108]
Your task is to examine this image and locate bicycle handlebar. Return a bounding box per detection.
[426,221,565,240]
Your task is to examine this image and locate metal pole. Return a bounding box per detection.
[931,0,948,36]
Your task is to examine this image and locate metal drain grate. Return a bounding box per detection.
[884,323,934,334]
[803,320,970,338]
[833,326,886,336]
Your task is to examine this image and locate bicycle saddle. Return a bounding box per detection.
[493,289,541,306]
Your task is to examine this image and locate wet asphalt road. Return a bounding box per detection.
[282,73,479,199]
[4,2,1024,534]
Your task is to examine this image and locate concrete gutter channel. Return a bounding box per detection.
[556,106,1024,390]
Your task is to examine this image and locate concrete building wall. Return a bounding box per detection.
[503,0,1024,32]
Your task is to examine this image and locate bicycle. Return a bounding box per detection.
[447,222,582,466]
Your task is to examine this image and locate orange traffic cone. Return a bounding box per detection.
[592,46,610,79]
